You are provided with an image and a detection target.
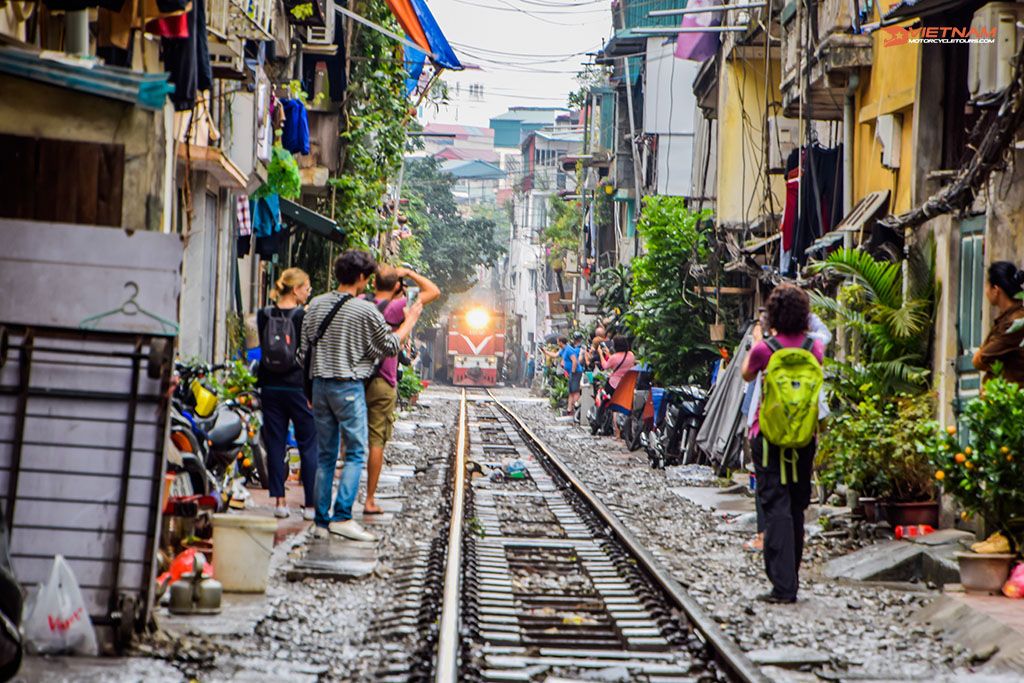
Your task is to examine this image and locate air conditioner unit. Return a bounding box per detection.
[969,2,1024,100]
[876,113,902,169]
[766,116,800,171]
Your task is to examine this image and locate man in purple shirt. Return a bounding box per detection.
[363,264,440,515]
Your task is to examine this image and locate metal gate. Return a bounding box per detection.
[0,218,182,650]
[0,327,172,649]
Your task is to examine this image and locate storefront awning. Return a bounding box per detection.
[807,190,890,253]
[279,197,346,245]
[0,46,173,110]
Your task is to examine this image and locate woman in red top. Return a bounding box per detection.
[740,285,823,604]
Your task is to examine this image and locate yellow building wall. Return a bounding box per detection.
[853,0,921,213]
[716,54,785,225]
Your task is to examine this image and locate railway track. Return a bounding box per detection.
[423,389,767,683]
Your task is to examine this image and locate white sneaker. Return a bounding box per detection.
[311,525,329,539]
[328,519,378,542]
[301,507,315,521]
[274,505,290,519]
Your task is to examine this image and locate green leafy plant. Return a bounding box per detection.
[212,359,258,401]
[398,366,425,402]
[817,391,940,501]
[252,145,301,201]
[625,199,721,385]
[809,246,936,403]
[933,373,1024,550]
[542,357,569,409]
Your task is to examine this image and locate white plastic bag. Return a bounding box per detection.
[22,555,98,655]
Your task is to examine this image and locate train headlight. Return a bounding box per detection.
[466,308,490,330]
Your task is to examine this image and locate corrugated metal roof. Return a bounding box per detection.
[489,107,567,123]
[0,46,173,110]
[440,159,506,179]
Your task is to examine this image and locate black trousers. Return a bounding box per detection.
[752,437,814,599]
[261,387,318,505]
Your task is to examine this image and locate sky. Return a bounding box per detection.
[421,0,612,128]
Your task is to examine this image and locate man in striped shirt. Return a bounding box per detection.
[299,250,423,542]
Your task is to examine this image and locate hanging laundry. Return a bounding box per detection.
[161,0,212,111]
[280,98,310,155]
[784,143,843,275]
[146,13,189,37]
[236,195,252,236]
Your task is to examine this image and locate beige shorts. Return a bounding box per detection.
[365,376,397,448]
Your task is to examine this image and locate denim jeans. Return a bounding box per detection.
[311,378,368,526]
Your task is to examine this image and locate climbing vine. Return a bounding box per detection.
[329,0,412,249]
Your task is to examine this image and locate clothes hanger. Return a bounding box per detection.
[80,281,180,335]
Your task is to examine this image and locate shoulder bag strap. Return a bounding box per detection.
[764,336,783,353]
[800,335,815,352]
[312,294,353,344]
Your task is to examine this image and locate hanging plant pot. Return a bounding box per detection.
[709,323,725,342]
[882,500,940,527]
[955,552,1015,593]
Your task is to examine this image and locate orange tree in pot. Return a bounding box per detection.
[932,373,1024,554]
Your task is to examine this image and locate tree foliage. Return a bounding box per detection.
[622,198,720,385]
[330,0,411,248]
[401,157,506,321]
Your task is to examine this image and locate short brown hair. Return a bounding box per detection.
[375,264,400,292]
[333,250,377,285]
[766,285,810,336]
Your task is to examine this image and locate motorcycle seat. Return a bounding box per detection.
[196,409,243,448]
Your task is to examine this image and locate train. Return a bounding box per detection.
[443,305,505,386]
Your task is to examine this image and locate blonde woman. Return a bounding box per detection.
[257,268,318,519]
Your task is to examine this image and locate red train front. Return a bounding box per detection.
[446,306,504,386]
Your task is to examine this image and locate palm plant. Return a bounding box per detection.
[808,245,936,402]
[593,264,633,334]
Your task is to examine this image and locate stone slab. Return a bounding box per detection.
[287,537,378,580]
[822,540,922,582]
[915,594,1024,675]
[158,591,269,637]
[669,486,755,513]
[746,646,831,667]
[17,655,185,682]
[909,528,974,547]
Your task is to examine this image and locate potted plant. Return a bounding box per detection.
[818,392,940,525]
[398,367,424,408]
[933,374,1024,591]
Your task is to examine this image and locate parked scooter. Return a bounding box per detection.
[167,362,264,506]
[587,376,615,436]
[644,384,708,469]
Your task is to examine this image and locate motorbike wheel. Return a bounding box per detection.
[626,418,644,452]
[590,413,600,435]
[601,409,615,436]
[251,437,269,489]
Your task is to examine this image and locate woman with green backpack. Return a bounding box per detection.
[741,285,824,604]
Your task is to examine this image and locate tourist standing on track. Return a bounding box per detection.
[597,335,635,437]
[740,285,824,603]
[257,268,318,521]
[362,264,439,516]
[541,336,581,415]
[973,261,1024,384]
[299,251,423,542]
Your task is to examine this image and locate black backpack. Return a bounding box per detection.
[261,307,300,373]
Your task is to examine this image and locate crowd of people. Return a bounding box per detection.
[255,249,439,543]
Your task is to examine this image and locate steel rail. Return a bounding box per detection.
[434,389,467,682]
[487,391,770,683]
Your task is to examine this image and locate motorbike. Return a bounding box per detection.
[620,368,653,452]
[167,361,265,506]
[644,384,708,469]
[587,376,615,436]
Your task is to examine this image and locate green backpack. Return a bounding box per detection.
[759,336,823,483]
